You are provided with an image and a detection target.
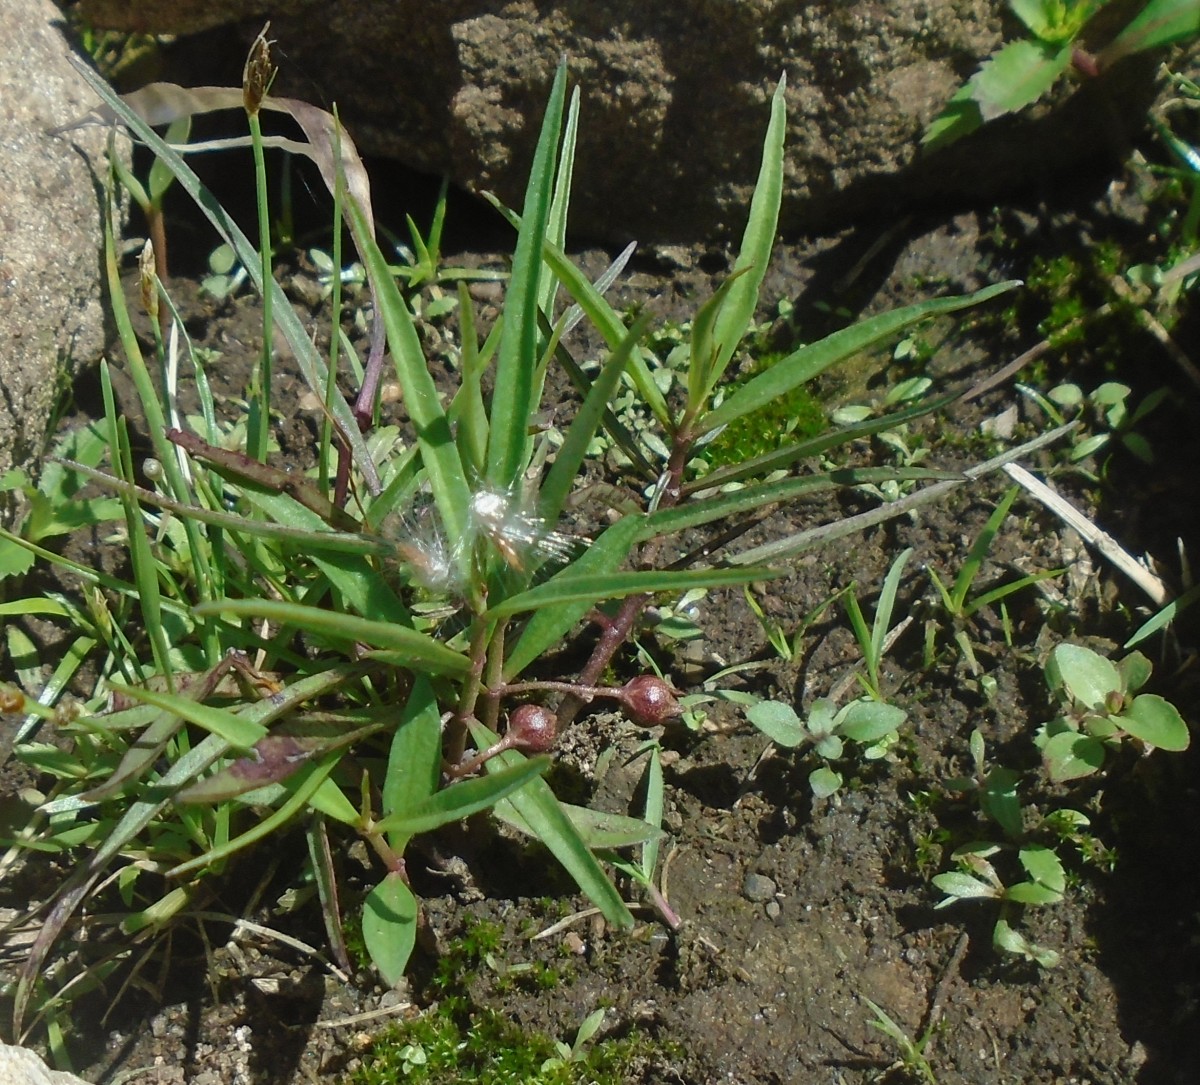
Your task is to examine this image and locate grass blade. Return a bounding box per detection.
[690,74,786,414]
[346,197,472,575]
[486,61,568,492]
[192,597,471,675]
[488,565,785,619]
[698,282,1021,438]
[71,59,381,494]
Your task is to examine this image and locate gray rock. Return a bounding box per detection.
[0,0,121,509]
[743,872,777,903]
[0,1043,92,1085]
[77,0,1162,243]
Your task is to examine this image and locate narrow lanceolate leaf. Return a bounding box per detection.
[486,61,568,492]
[1099,0,1200,68]
[192,597,471,675]
[968,39,1072,122]
[541,240,671,431]
[106,681,268,749]
[487,565,784,619]
[372,757,550,836]
[697,282,1020,438]
[691,73,786,413]
[346,196,472,573]
[381,677,443,851]
[468,721,634,929]
[363,872,418,988]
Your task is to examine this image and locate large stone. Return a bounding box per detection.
[0,0,118,503]
[77,1,1166,243]
[0,1043,92,1085]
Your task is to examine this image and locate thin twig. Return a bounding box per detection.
[1003,463,1170,606]
[920,931,969,1059]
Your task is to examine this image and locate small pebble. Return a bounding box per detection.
[765,900,781,919]
[743,872,777,902]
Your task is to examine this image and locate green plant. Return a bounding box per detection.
[844,546,915,702]
[745,695,907,799]
[933,840,1066,968]
[924,0,1200,150]
[1018,380,1166,470]
[1,45,1027,1044]
[933,729,1066,968]
[1037,642,1190,780]
[862,996,938,1085]
[922,486,1064,673]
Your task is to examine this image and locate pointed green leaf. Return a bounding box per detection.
[192,597,470,675]
[468,721,633,929]
[363,873,418,987]
[697,283,1020,438]
[372,757,550,836]
[487,564,784,619]
[1100,0,1200,66]
[382,677,443,842]
[487,61,567,491]
[932,871,999,902]
[346,197,472,574]
[700,74,786,403]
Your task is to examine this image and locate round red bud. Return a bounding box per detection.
[507,704,558,753]
[619,676,681,726]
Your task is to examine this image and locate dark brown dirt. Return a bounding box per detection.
[4,134,1200,1085]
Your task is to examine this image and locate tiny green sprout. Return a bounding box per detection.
[944,729,1024,839]
[541,1007,607,1071]
[1020,381,1166,470]
[923,486,1063,675]
[862,996,938,1085]
[745,696,906,798]
[1038,643,1190,781]
[844,547,914,701]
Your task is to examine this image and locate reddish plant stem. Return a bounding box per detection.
[557,434,692,727]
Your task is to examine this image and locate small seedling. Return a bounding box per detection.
[1037,643,1190,781]
[745,696,906,798]
[844,547,914,702]
[932,840,1065,967]
[944,729,1024,839]
[862,996,938,1085]
[541,1007,608,1071]
[923,486,1063,673]
[1018,381,1165,471]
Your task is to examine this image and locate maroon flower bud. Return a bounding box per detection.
[618,676,681,726]
[506,704,558,753]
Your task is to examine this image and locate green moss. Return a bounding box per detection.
[344,1006,654,1085]
[704,352,827,466]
